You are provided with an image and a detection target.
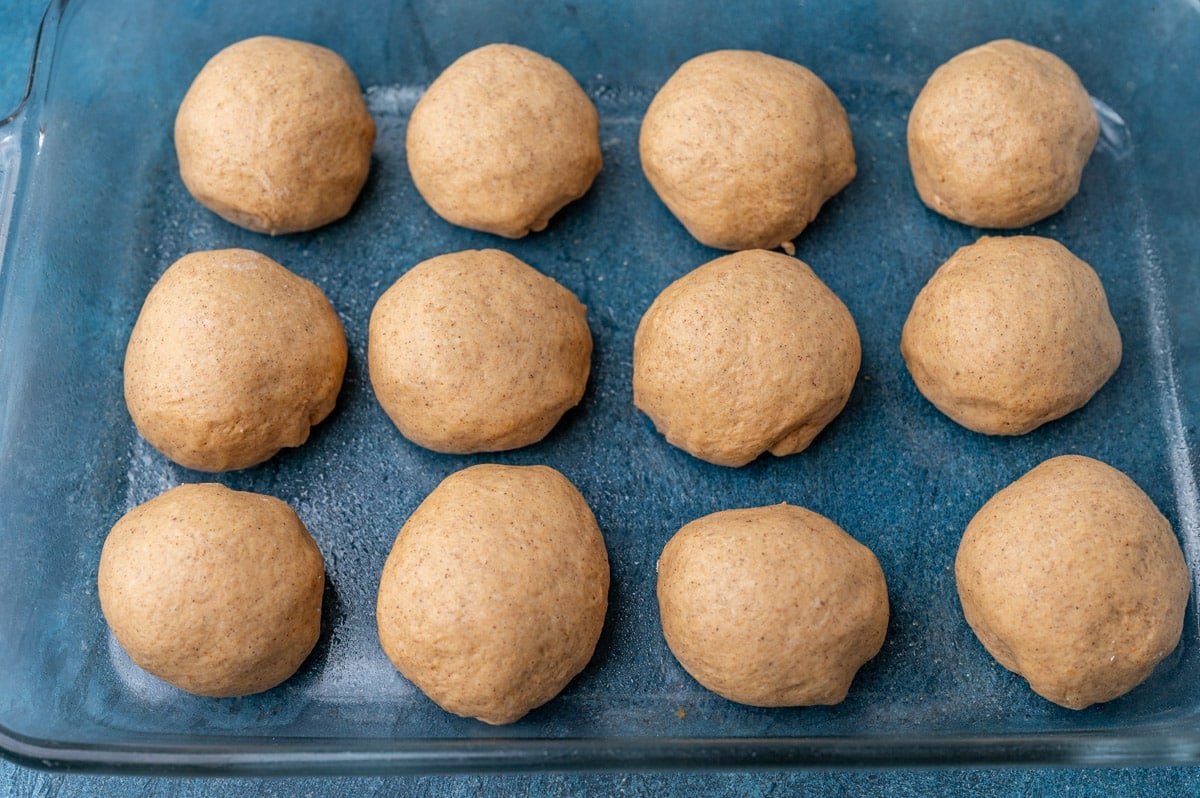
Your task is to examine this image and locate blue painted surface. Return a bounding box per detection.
[0,0,1198,793]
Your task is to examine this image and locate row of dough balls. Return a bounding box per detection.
[98,454,1187,718]
[174,37,1099,245]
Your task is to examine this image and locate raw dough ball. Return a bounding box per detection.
[907,39,1099,228]
[175,35,376,235]
[955,455,1189,709]
[633,249,860,467]
[639,49,856,252]
[657,504,888,706]
[98,483,325,697]
[368,249,592,453]
[405,44,602,238]
[900,235,1121,435]
[125,248,348,472]
[376,464,609,725]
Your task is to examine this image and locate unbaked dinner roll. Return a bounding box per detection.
[124,248,347,472]
[639,49,855,252]
[955,455,1189,709]
[376,464,609,725]
[657,503,888,706]
[900,235,1121,435]
[98,483,325,697]
[405,44,602,238]
[368,249,592,453]
[175,35,376,235]
[633,249,860,467]
[907,39,1098,228]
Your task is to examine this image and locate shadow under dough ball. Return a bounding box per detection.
[174,35,376,235]
[900,235,1121,435]
[98,483,325,698]
[907,38,1099,228]
[368,248,592,454]
[633,249,860,467]
[124,248,348,472]
[955,455,1189,710]
[375,464,609,725]
[639,49,856,252]
[405,43,602,238]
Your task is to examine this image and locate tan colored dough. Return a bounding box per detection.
[907,39,1099,228]
[639,49,856,252]
[368,249,591,453]
[955,455,1189,709]
[124,248,348,472]
[657,504,888,706]
[175,35,376,235]
[405,44,602,238]
[375,464,609,725]
[900,235,1121,435]
[98,483,325,697]
[633,249,860,467]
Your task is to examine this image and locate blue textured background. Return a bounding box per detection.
[1,0,1199,793]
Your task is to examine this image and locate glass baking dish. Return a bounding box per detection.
[1,0,1198,775]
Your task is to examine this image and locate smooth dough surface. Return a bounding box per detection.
[124,248,348,472]
[900,235,1120,435]
[907,38,1098,228]
[657,504,888,706]
[368,249,592,453]
[639,49,855,252]
[955,455,1189,709]
[98,483,325,697]
[376,464,609,725]
[405,43,602,238]
[633,249,860,467]
[175,35,376,235]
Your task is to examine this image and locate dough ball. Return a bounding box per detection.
[98,483,325,697]
[405,44,602,238]
[175,35,376,235]
[125,248,348,472]
[907,39,1098,228]
[955,455,1189,709]
[368,249,592,453]
[657,504,888,706]
[639,49,856,252]
[900,235,1121,435]
[633,249,860,467]
[376,464,609,725]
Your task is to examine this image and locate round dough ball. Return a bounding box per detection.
[955,455,1189,709]
[368,249,592,453]
[639,49,856,252]
[175,35,376,235]
[633,249,860,467]
[376,464,609,725]
[657,504,888,706]
[98,483,325,697]
[405,44,602,238]
[907,39,1099,228]
[900,235,1121,435]
[125,248,348,472]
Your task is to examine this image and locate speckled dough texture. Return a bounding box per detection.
[97,483,325,697]
[405,43,602,238]
[900,235,1121,435]
[639,49,856,252]
[375,464,609,725]
[368,249,592,453]
[907,38,1099,228]
[955,455,1189,710]
[124,248,348,472]
[174,35,376,235]
[657,504,888,706]
[633,249,860,467]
